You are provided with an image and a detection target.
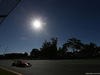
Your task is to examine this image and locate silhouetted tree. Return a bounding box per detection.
[80,43,97,57]
[30,48,40,59]
[40,37,57,59]
[95,46,100,57]
[50,37,58,57]
[57,43,69,57]
[40,41,51,58]
[89,43,97,56]
[62,43,68,52]
[66,38,84,52]
[57,46,67,58]
[24,52,28,58]
[29,37,100,59]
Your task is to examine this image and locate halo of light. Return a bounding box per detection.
[32,20,41,29]
[33,20,41,28]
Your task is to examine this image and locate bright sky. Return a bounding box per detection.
[0,0,100,54]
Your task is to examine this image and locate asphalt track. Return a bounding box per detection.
[0,60,100,75]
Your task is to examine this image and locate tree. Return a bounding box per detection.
[30,48,40,59]
[66,38,84,52]
[40,37,58,59]
[81,43,97,57]
[95,46,100,56]
[57,46,67,58]
[24,52,28,58]
[50,37,58,57]
[62,43,68,52]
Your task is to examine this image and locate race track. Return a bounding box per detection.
[0,60,100,75]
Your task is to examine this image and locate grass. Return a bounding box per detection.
[0,68,18,75]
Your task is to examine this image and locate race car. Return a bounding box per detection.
[12,60,32,67]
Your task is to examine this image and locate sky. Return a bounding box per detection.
[0,0,100,54]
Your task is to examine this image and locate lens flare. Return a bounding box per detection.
[33,20,41,28]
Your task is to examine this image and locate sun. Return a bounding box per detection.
[30,17,46,31]
[32,20,42,29]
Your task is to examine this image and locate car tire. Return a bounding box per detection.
[12,63,15,66]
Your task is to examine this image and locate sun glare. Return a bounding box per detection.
[32,20,41,29]
[30,17,46,31]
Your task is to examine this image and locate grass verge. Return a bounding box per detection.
[0,67,21,75]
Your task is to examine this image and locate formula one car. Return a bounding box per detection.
[12,60,32,67]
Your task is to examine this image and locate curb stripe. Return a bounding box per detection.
[0,67,22,75]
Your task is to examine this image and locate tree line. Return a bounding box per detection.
[30,37,100,59]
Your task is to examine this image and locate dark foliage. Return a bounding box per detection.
[30,49,40,59]
[1,37,100,59]
[40,37,57,59]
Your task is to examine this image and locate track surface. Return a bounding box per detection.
[0,60,100,75]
